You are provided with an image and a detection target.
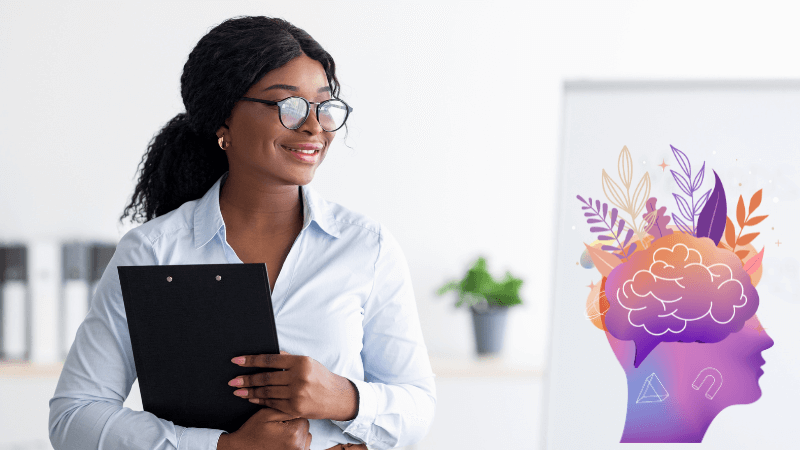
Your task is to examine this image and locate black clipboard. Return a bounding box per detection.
[118,263,280,433]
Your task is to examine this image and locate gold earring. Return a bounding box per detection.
[218,135,227,150]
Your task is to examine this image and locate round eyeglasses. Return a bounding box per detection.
[240,96,353,132]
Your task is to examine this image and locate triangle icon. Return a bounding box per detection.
[636,372,669,403]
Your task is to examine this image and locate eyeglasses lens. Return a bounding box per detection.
[318,100,348,131]
[279,97,308,129]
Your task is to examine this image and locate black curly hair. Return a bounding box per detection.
[120,16,340,224]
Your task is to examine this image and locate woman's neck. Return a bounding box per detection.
[219,172,303,237]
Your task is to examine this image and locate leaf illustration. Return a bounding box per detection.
[619,146,633,190]
[735,250,750,260]
[610,208,618,229]
[725,216,736,248]
[673,193,693,222]
[631,172,651,217]
[750,189,763,214]
[696,170,727,245]
[671,145,692,177]
[745,215,768,226]
[598,235,614,241]
[601,245,619,252]
[578,196,634,261]
[671,170,693,197]
[590,226,609,233]
[673,213,693,235]
[617,218,625,238]
[584,242,621,277]
[744,246,765,275]
[626,242,638,258]
[602,202,608,219]
[737,195,746,228]
[692,161,706,191]
[623,229,634,248]
[602,169,628,210]
[693,189,712,215]
[642,197,673,239]
[737,232,760,247]
[587,219,603,224]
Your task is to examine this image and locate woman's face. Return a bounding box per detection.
[221,54,334,186]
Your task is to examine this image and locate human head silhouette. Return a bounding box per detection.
[586,230,774,443]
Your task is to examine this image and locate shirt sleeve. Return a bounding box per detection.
[331,226,437,449]
[48,228,227,450]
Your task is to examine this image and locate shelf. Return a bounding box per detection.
[428,354,541,378]
[0,360,64,378]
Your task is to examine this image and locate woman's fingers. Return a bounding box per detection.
[231,353,294,369]
[229,369,292,388]
[235,385,292,400]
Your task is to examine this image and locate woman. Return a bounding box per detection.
[49,16,436,450]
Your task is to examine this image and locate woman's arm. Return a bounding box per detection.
[48,228,225,450]
[330,226,437,450]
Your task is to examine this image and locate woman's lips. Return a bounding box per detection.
[283,145,320,163]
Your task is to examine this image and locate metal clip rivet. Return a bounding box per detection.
[167,276,173,282]
[216,275,222,281]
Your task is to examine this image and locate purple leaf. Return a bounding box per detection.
[696,170,727,245]
[602,202,608,219]
[598,235,614,240]
[577,195,587,204]
[590,227,609,233]
[614,253,626,260]
[693,188,712,216]
[671,144,692,178]
[643,197,673,240]
[671,170,693,197]
[623,228,634,248]
[587,218,603,224]
[584,212,596,217]
[595,199,600,212]
[626,242,638,257]
[601,245,620,252]
[673,213,693,236]
[617,218,625,237]
[610,208,618,229]
[673,193,693,222]
[692,161,706,191]
[581,206,591,210]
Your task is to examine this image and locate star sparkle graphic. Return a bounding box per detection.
[657,159,669,171]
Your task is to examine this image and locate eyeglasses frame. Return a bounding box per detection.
[240,96,353,132]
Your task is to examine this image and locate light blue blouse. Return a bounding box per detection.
[49,171,436,450]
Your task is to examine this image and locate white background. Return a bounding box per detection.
[2,0,800,448]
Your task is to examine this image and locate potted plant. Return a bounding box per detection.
[436,257,523,355]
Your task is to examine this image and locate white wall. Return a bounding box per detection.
[2,0,800,368]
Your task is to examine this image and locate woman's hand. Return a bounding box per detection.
[217,407,312,450]
[228,351,358,421]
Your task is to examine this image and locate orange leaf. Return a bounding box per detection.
[737,195,746,228]
[735,250,750,260]
[584,243,621,278]
[744,246,765,275]
[725,216,737,248]
[745,215,768,226]
[749,189,763,214]
[737,232,760,247]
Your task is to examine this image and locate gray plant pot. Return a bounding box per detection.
[470,304,508,355]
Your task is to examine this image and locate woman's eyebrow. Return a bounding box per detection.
[263,84,331,93]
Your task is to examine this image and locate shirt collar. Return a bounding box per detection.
[193,171,340,249]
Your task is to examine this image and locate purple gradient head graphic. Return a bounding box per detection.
[604,232,759,368]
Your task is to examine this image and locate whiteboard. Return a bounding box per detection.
[543,80,799,449]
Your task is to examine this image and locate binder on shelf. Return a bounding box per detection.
[118,263,280,433]
[30,240,61,364]
[61,242,90,360]
[89,243,116,298]
[1,245,28,361]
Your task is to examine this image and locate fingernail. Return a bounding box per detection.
[228,378,243,386]
[232,357,245,365]
[248,398,259,404]
[234,389,247,397]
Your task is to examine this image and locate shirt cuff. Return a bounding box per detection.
[176,426,227,450]
[331,377,377,442]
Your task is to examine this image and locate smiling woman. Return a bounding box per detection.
[48,16,435,450]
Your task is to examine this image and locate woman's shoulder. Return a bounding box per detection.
[119,199,197,247]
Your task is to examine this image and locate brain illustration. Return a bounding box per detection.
[604,232,759,367]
